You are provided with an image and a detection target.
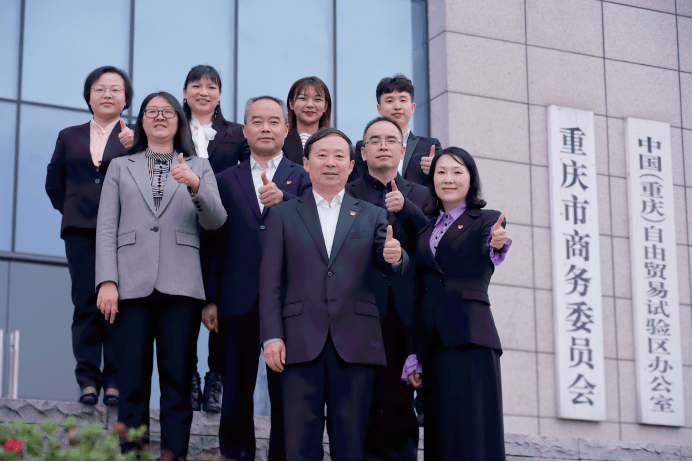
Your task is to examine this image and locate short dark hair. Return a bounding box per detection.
[183,64,232,129]
[362,116,403,141]
[244,96,288,124]
[304,127,355,161]
[427,147,486,213]
[375,74,414,104]
[83,66,133,114]
[287,76,332,135]
[129,92,196,157]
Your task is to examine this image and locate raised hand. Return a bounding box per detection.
[385,180,404,213]
[117,118,134,149]
[420,144,436,175]
[383,225,402,264]
[258,171,283,208]
[201,303,219,333]
[407,371,422,388]
[96,281,119,324]
[490,212,508,250]
[171,152,201,193]
[264,340,286,373]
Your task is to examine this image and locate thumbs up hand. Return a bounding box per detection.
[490,212,508,249]
[117,118,134,149]
[420,144,436,175]
[383,225,402,264]
[385,180,405,213]
[171,152,201,193]
[258,171,284,208]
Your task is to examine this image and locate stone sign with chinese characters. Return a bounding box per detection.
[625,118,684,427]
[547,105,606,421]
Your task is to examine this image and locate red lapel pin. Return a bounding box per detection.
[286,180,292,185]
[350,211,356,216]
[458,224,463,229]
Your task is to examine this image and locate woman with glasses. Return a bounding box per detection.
[283,76,332,164]
[95,91,226,459]
[46,66,133,407]
[182,64,249,413]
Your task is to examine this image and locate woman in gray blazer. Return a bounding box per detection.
[95,91,227,459]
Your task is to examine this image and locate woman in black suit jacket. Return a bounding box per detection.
[283,76,332,164]
[45,66,133,406]
[182,65,250,412]
[405,147,511,460]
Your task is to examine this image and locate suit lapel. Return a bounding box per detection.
[328,194,360,268]
[100,121,123,172]
[420,221,443,275]
[438,209,479,250]
[347,176,370,202]
[389,176,412,225]
[235,160,262,220]
[126,153,157,216]
[296,195,329,265]
[402,132,419,175]
[157,152,184,217]
[206,117,225,158]
[261,158,293,219]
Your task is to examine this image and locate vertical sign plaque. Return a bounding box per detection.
[547,105,606,421]
[625,118,684,426]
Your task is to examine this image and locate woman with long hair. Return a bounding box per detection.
[283,76,331,164]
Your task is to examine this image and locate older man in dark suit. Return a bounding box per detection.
[260,127,407,460]
[201,96,311,461]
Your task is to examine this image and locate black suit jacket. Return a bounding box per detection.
[414,208,505,358]
[45,121,129,237]
[345,174,433,328]
[349,131,442,185]
[282,132,305,165]
[201,156,311,319]
[204,117,251,175]
[259,193,409,366]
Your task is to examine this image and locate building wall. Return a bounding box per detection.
[427,0,692,446]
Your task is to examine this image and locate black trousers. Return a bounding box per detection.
[116,291,202,460]
[64,233,117,393]
[424,332,505,461]
[218,305,285,461]
[282,335,375,461]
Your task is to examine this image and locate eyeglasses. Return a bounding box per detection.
[92,86,123,96]
[364,137,402,147]
[144,109,177,119]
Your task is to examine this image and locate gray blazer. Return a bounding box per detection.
[95,151,227,301]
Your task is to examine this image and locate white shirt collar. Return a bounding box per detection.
[312,189,345,209]
[190,115,213,129]
[250,153,283,171]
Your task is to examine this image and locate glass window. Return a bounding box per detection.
[15,105,91,256]
[0,102,17,251]
[411,0,429,137]
[336,0,413,143]
[0,0,20,99]
[237,0,333,123]
[22,0,130,108]
[132,0,235,118]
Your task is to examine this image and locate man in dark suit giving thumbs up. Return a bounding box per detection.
[260,127,408,460]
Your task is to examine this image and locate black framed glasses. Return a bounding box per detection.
[144,109,177,119]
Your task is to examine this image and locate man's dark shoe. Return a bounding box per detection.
[79,389,98,406]
[202,372,222,413]
[190,371,202,411]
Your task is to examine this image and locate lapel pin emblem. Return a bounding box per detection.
[350,211,356,216]
[286,180,292,184]
[458,225,463,229]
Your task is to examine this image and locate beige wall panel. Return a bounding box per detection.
[444,0,526,42]
[489,284,536,351]
[502,350,538,415]
[535,289,554,353]
[474,157,532,225]
[492,224,535,288]
[678,16,692,72]
[614,297,635,360]
[526,0,604,56]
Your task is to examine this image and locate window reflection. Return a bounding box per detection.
[0,102,16,251]
[16,105,90,256]
[0,0,20,99]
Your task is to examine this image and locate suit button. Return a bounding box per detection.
[324,299,328,304]
[95,179,101,184]
[327,271,333,277]
[152,226,159,232]
[260,225,266,230]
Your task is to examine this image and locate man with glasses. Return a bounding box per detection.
[346,116,433,460]
[348,74,442,186]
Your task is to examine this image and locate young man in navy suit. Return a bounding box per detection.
[348,74,442,185]
[260,127,407,460]
[200,96,311,461]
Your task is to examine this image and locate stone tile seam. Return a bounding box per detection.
[600,0,688,17]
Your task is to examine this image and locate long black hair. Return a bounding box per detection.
[426,147,486,214]
[183,65,232,129]
[129,92,196,157]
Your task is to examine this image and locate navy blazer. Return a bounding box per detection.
[201,156,311,319]
[414,208,505,359]
[282,131,305,165]
[259,193,409,367]
[46,121,129,237]
[204,117,250,175]
[349,131,442,185]
[346,174,433,328]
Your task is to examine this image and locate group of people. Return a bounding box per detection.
[45,65,511,461]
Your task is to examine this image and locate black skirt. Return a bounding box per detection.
[424,334,505,461]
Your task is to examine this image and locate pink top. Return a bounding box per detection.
[90,118,118,169]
